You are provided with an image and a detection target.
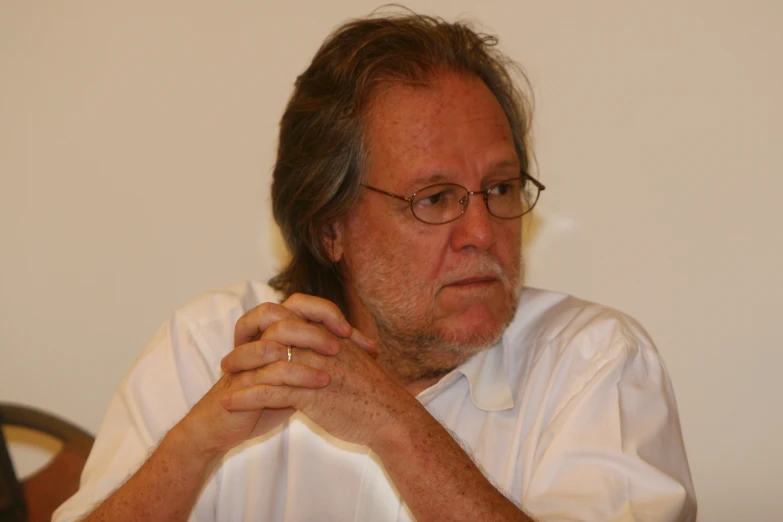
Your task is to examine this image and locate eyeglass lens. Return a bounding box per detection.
[411,178,537,224]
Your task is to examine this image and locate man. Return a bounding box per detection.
[54,12,696,522]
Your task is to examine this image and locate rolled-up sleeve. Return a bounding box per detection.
[53,314,220,522]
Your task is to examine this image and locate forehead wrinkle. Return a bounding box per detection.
[363,73,516,192]
[405,171,451,193]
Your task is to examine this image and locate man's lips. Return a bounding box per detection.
[445,276,498,287]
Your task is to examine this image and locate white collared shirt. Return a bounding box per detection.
[54,282,697,521]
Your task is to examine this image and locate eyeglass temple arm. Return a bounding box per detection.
[362,184,412,202]
[522,171,546,191]
[363,175,543,199]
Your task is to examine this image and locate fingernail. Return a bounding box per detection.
[352,330,377,352]
[359,331,377,347]
[340,319,352,336]
[317,372,330,386]
[331,339,341,354]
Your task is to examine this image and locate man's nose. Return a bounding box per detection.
[449,193,496,252]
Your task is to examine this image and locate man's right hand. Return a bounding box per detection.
[78,294,374,522]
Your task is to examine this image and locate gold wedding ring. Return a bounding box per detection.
[287,346,293,363]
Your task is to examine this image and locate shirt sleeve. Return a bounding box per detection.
[521,319,698,522]
[52,312,222,522]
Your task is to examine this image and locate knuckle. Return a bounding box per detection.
[285,293,305,309]
[257,301,276,317]
[283,361,299,379]
[254,340,275,360]
[260,320,295,344]
[264,320,283,337]
[232,370,252,388]
[326,300,342,317]
[253,385,270,403]
[283,318,302,329]
[310,324,329,340]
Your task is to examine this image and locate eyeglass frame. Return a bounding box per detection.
[361,171,546,225]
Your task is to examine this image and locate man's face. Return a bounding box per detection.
[331,73,523,375]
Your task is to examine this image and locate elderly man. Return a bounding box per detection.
[55,12,696,522]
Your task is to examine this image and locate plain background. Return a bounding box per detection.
[1,1,781,520]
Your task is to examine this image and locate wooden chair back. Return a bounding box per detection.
[0,404,94,522]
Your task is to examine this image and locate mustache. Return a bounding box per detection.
[439,256,510,288]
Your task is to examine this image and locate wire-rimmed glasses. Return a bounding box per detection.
[362,172,545,225]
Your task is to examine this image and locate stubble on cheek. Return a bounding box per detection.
[352,248,436,330]
[342,217,524,382]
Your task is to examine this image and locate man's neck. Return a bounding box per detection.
[373,332,471,393]
[404,375,446,396]
[345,292,479,394]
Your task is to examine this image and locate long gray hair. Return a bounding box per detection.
[269,11,534,313]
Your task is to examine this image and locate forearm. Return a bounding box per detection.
[81,422,219,522]
[371,405,534,522]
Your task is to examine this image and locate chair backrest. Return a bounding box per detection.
[0,404,94,522]
[0,424,27,522]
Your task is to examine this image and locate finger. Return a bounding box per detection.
[283,293,352,337]
[221,383,315,412]
[262,319,342,356]
[221,339,289,373]
[284,294,378,352]
[234,302,301,348]
[349,328,378,354]
[230,360,330,391]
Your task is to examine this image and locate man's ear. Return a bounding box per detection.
[322,221,344,263]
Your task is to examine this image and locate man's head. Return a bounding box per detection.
[270,12,536,377]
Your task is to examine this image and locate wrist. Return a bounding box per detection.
[368,399,436,460]
[165,419,224,477]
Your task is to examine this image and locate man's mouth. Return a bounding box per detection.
[445,276,498,287]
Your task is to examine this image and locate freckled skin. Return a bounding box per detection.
[331,72,523,383]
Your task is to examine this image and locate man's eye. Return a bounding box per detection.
[490,182,513,196]
[418,191,447,206]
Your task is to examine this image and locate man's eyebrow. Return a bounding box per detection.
[486,159,522,172]
[409,172,451,190]
[405,160,521,192]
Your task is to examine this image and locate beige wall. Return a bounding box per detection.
[1,1,781,520]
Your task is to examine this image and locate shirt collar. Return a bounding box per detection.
[458,340,515,411]
[416,339,514,412]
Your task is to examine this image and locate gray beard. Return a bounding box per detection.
[373,324,496,383]
[370,281,523,384]
[350,253,525,384]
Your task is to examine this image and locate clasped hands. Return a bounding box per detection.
[178,293,420,462]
